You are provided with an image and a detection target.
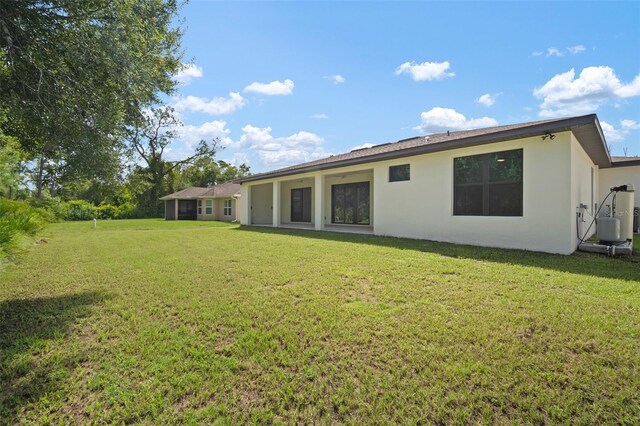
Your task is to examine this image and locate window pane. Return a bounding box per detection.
[333,186,344,223]
[389,164,410,182]
[489,150,523,182]
[488,183,522,216]
[454,156,483,184]
[291,189,302,221]
[454,185,483,215]
[356,183,370,224]
[302,187,312,222]
[344,185,355,224]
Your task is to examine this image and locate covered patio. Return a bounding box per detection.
[244,168,374,234]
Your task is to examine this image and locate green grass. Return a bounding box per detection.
[1,219,639,424]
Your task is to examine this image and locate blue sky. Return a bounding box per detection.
[167,1,640,172]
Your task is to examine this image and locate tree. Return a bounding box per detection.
[127,106,218,217]
[0,117,26,199]
[175,157,251,189]
[0,0,184,198]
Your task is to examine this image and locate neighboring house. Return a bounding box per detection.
[160,182,240,222]
[237,114,639,255]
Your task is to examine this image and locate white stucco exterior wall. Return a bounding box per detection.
[249,183,273,225]
[239,130,603,254]
[372,132,576,254]
[569,134,598,249]
[599,165,640,209]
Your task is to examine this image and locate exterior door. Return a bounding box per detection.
[291,187,312,222]
[331,182,370,225]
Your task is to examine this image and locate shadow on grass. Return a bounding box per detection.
[0,291,108,420]
[235,226,640,282]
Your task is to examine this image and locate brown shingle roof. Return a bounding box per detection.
[160,182,240,200]
[200,182,241,197]
[238,114,611,183]
[611,156,640,167]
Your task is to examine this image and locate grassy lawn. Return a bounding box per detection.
[1,219,639,424]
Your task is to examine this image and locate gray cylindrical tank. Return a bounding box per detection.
[597,216,622,243]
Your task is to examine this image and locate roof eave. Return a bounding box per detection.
[238,114,611,183]
[611,159,640,168]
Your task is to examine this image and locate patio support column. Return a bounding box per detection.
[174,199,179,221]
[272,181,281,227]
[243,185,251,225]
[314,174,325,230]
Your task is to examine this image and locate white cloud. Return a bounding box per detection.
[324,74,346,84]
[476,93,501,107]
[237,125,331,166]
[531,51,544,57]
[414,107,498,133]
[600,119,640,143]
[395,61,455,81]
[567,45,586,55]
[600,121,625,142]
[177,120,233,149]
[244,79,294,96]
[222,152,250,167]
[534,67,640,117]
[621,119,640,130]
[174,63,203,84]
[283,131,324,147]
[547,47,563,57]
[351,143,375,150]
[173,93,245,115]
[311,113,329,119]
[615,74,640,97]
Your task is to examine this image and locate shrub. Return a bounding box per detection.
[0,199,49,258]
[64,200,97,221]
[30,197,144,221]
[95,204,118,219]
[114,202,140,219]
[29,197,68,222]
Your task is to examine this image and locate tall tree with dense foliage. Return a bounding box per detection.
[127,106,218,217]
[173,157,251,189]
[0,0,184,198]
[0,113,26,198]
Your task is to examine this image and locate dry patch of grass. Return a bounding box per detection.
[1,219,639,424]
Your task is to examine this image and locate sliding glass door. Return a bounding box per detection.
[291,187,312,222]
[331,182,370,225]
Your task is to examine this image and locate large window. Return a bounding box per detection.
[224,199,232,216]
[389,164,410,182]
[291,187,311,222]
[454,149,523,216]
[205,199,213,215]
[332,182,370,225]
[197,199,202,215]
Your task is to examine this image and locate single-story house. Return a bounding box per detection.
[236,114,639,255]
[160,182,240,222]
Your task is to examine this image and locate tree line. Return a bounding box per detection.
[0,0,249,219]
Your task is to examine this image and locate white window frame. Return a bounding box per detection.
[224,199,232,216]
[197,199,202,215]
[205,199,213,215]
